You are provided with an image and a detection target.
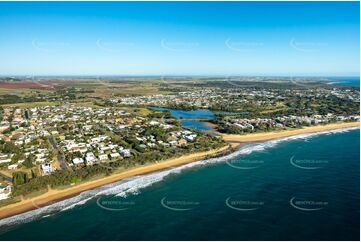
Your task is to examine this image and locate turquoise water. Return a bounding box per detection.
[0,129,359,240]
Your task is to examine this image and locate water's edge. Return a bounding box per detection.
[0,126,358,228]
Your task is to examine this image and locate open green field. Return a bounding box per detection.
[1,101,61,108]
[0,88,51,96]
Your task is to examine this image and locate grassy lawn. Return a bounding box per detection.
[118,106,153,116]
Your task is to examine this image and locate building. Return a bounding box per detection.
[72,157,84,165]
[41,163,54,175]
[0,184,11,200]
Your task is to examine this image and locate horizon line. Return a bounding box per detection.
[0,74,359,78]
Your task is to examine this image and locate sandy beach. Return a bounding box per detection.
[222,122,360,143]
[0,121,359,220]
[0,145,231,220]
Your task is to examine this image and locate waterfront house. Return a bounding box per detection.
[41,163,53,175]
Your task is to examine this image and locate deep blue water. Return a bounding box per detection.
[0,129,359,240]
[150,107,216,131]
[327,76,360,87]
[150,107,215,120]
[149,107,246,132]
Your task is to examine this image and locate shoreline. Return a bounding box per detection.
[0,145,232,220]
[221,121,360,143]
[0,121,359,220]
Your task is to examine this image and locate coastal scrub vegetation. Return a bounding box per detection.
[11,136,224,197]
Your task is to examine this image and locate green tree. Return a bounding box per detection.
[12,171,28,186]
[23,155,35,168]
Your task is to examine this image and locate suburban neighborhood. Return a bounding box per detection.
[0,103,223,200]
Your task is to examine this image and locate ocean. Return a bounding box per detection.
[328,76,360,87]
[0,128,359,240]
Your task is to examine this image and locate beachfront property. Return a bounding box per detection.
[0,103,207,199]
[0,183,11,200]
[41,163,53,175]
[221,114,360,132]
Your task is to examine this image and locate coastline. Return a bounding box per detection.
[0,145,232,220]
[221,121,360,143]
[0,121,359,220]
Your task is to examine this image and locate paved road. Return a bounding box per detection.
[49,135,68,170]
[0,172,12,182]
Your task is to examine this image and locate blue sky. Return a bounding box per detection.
[0,1,359,76]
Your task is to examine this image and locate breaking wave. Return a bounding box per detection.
[0,126,358,227]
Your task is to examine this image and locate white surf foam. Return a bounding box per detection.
[0,126,358,227]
